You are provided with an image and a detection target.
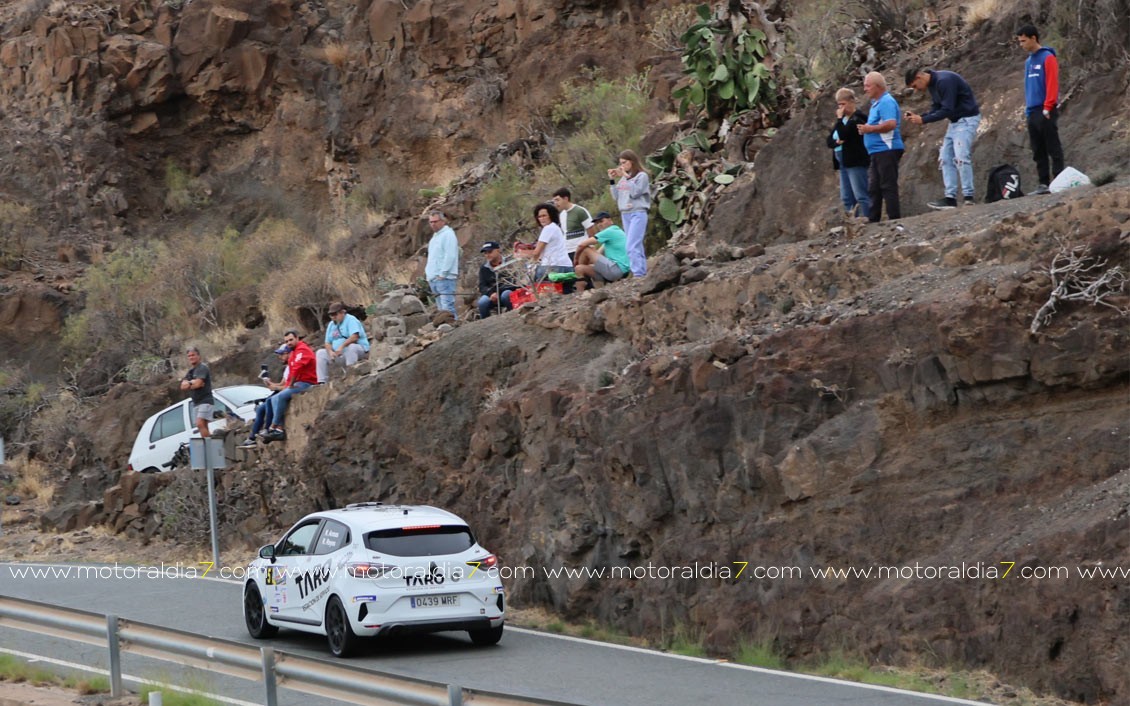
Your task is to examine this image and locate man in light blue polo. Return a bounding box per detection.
[425,210,460,319]
[857,71,905,222]
[316,301,370,383]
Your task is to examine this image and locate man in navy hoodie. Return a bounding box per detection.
[905,68,981,209]
[1017,24,1064,194]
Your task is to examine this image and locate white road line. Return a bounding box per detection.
[507,627,996,706]
[0,647,261,706]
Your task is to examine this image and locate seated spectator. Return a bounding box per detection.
[239,344,292,448]
[523,202,573,284]
[477,241,519,318]
[261,329,317,442]
[573,211,630,286]
[551,187,595,260]
[316,302,370,383]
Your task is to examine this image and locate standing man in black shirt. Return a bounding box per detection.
[182,346,215,439]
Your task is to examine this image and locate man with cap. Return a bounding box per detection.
[573,212,631,287]
[261,329,317,442]
[239,343,293,448]
[316,302,370,383]
[477,241,518,319]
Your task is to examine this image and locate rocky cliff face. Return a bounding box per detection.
[3,1,1129,703]
[283,184,1127,703]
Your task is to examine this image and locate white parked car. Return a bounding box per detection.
[242,503,506,657]
[127,385,268,473]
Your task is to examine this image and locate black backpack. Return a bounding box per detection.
[985,165,1024,203]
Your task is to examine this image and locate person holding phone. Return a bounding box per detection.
[608,149,651,277]
[239,344,293,448]
[904,68,981,209]
[827,87,871,217]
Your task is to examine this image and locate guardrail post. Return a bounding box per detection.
[106,614,122,697]
[260,647,278,706]
[447,684,463,706]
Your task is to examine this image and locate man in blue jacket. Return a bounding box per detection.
[905,68,981,209]
[1017,24,1064,194]
[858,71,905,223]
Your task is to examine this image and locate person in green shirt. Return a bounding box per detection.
[574,211,630,286]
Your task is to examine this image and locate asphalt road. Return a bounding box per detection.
[0,562,992,706]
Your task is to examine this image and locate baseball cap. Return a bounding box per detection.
[328,302,345,314]
[480,241,501,253]
[592,211,612,221]
[273,344,291,355]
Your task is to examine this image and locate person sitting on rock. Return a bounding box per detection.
[316,302,370,383]
[573,211,630,287]
[261,329,317,442]
[239,344,292,448]
[525,202,574,284]
[477,241,519,318]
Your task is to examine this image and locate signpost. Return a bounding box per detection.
[189,437,226,568]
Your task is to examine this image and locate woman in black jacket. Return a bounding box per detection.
[827,87,871,217]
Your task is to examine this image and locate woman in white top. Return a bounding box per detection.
[529,202,573,283]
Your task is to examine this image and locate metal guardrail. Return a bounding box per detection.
[0,595,574,706]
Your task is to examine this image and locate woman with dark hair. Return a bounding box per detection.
[608,149,651,277]
[527,202,573,282]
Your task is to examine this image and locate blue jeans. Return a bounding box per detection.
[251,394,276,436]
[940,115,980,198]
[622,211,648,277]
[270,382,312,427]
[835,153,870,216]
[430,277,457,319]
[477,290,512,318]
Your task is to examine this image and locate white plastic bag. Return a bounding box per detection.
[1049,167,1091,193]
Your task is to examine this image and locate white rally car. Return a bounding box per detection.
[242,503,505,657]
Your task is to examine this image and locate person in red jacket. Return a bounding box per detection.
[261,329,318,442]
[1017,24,1064,193]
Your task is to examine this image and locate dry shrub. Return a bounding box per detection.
[10,455,54,504]
[28,390,85,465]
[645,3,700,53]
[323,40,350,69]
[258,252,368,333]
[238,218,310,283]
[963,0,1001,28]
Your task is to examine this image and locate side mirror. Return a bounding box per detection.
[258,544,276,563]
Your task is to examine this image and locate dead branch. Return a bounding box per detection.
[1030,242,1128,333]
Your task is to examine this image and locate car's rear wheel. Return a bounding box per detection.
[469,623,504,646]
[325,596,359,657]
[243,582,278,639]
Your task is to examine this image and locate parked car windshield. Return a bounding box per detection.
[218,386,269,408]
[365,525,475,557]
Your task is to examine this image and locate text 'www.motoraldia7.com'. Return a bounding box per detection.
[6,561,1129,583]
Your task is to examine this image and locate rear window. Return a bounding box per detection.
[219,387,269,408]
[365,525,475,557]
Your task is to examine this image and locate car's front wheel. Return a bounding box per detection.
[469,623,504,646]
[325,596,360,657]
[243,582,278,639]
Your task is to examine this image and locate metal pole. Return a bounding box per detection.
[261,647,278,706]
[205,445,220,568]
[0,436,5,537]
[447,684,463,706]
[106,614,123,697]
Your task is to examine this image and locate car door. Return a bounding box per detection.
[143,402,190,471]
[298,519,351,622]
[268,520,323,626]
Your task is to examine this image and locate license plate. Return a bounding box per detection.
[411,595,460,609]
